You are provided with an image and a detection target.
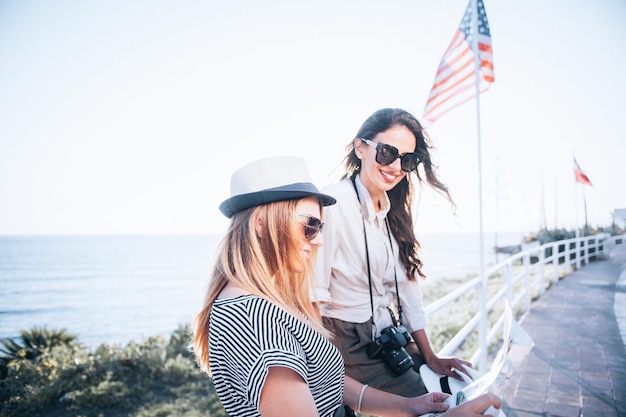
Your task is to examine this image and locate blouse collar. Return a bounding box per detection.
[354,175,391,223]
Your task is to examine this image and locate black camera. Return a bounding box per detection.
[366,324,414,375]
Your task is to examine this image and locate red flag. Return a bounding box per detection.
[574,158,592,186]
[423,0,494,124]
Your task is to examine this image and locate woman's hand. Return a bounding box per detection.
[403,391,502,417]
[345,377,450,417]
[406,392,451,415]
[442,393,503,417]
[411,330,473,380]
[427,355,474,380]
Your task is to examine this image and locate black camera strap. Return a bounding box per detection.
[350,177,404,341]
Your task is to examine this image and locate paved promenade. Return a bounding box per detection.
[501,248,626,416]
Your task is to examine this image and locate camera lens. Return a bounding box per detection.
[383,347,414,375]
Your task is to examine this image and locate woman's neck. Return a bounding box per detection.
[356,175,385,212]
[218,283,250,299]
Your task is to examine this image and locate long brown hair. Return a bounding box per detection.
[193,199,329,374]
[342,108,455,280]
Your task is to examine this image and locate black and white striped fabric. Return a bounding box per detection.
[209,295,345,417]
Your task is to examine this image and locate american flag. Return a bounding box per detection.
[574,158,593,186]
[423,0,494,124]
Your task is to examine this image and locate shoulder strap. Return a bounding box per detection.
[350,177,376,339]
[350,177,404,340]
[384,218,403,325]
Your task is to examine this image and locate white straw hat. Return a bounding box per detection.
[219,156,336,218]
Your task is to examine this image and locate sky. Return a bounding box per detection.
[1,0,625,237]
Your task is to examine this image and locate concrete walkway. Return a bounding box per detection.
[501,248,626,416]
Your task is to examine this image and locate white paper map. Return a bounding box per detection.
[420,302,535,416]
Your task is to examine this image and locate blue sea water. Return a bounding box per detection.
[0,232,524,349]
[417,231,526,279]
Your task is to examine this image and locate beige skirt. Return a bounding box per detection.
[323,316,428,398]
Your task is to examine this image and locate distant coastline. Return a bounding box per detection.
[0,232,526,349]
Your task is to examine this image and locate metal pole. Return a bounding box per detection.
[470,0,487,372]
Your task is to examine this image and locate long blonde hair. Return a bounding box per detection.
[193,199,329,374]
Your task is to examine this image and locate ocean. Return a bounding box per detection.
[0,232,524,349]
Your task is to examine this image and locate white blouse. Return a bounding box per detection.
[313,176,427,336]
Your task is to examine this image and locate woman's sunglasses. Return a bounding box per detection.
[360,138,425,172]
[298,215,324,241]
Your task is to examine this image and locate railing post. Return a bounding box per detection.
[539,247,546,294]
[506,259,512,304]
[567,239,574,270]
[552,242,559,284]
[478,269,487,371]
[576,236,582,270]
[599,237,606,258]
[523,252,531,311]
[580,237,584,266]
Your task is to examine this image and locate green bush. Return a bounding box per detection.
[0,325,227,417]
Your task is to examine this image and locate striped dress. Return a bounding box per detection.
[209,295,345,417]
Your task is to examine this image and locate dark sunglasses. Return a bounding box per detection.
[298,215,324,241]
[360,138,425,172]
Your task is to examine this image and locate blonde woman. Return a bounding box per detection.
[193,156,501,417]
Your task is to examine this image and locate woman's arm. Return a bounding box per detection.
[343,375,449,417]
[411,329,473,380]
[261,370,501,417]
[344,375,502,417]
[260,366,318,417]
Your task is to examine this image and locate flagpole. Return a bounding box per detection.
[470,0,488,372]
[573,157,581,267]
[554,176,558,231]
[421,0,494,371]
[583,186,588,231]
[574,183,579,229]
[540,171,547,231]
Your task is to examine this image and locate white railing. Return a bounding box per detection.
[424,233,626,371]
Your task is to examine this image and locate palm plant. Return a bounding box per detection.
[0,327,77,379]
